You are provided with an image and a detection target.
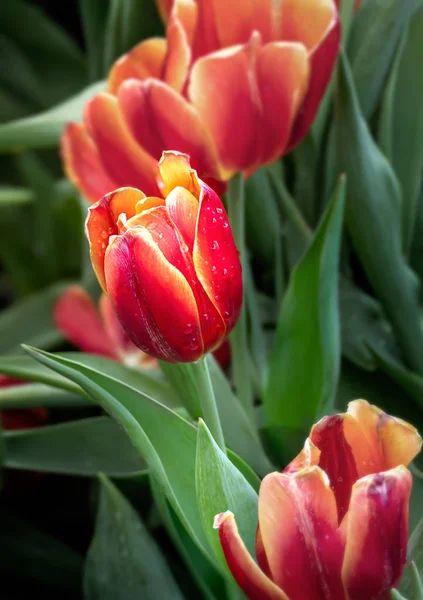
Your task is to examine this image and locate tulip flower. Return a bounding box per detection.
[214,400,422,600]
[85,151,242,363]
[61,0,340,202]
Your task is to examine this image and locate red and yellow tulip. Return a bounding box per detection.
[85,151,242,363]
[62,0,340,203]
[214,400,422,600]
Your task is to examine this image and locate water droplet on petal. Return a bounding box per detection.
[211,265,217,274]
[101,241,106,249]
[203,313,209,321]
[216,207,223,214]
[222,268,228,277]
[223,221,229,229]
[158,232,163,239]
[101,230,108,239]
[108,227,114,235]
[184,323,193,334]
[210,241,219,251]
[147,222,158,231]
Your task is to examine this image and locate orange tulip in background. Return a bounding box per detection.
[85,151,242,363]
[215,400,422,600]
[62,0,340,203]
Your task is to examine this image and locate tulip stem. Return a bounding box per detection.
[227,173,255,422]
[193,357,226,453]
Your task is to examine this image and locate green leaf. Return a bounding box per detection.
[162,355,272,476]
[0,383,88,409]
[391,591,409,600]
[0,80,104,153]
[4,416,147,477]
[79,0,109,81]
[334,52,423,374]
[348,0,420,118]
[0,185,34,206]
[0,0,87,104]
[0,282,68,354]
[195,420,258,575]
[379,6,423,254]
[84,474,183,600]
[400,518,423,598]
[264,176,345,431]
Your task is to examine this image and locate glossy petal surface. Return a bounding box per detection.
[118,79,222,180]
[258,468,345,600]
[163,14,191,92]
[211,0,276,47]
[280,0,336,52]
[84,93,160,196]
[108,38,167,95]
[98,294,140,360]
[105,229,203,362]
[61,123,116,204]
[158,151,201,197]
[341,467,412,599]
[54,286,116,358]
[214,512,289,600]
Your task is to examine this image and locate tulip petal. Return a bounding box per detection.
[211,0,277,47]
[214,511,290,600]
[347,399,422,474]
[310,414,360,521]
[280,0,337,52]
[108,38,167,95]
[258,468,345,600]
[61,123,117,204]
[189,40,261,174]
[283,438,320,474]
[98,294,140,360]
[162,12,191,92]
[193,183,243,333]
[105,228,203,362]
[158,151,201,198]
[126,205,226,352]
[155,0,173,22]
[86,187,144,290]
[54,286,117,359]
[256,41,309,166]
[341,466,412,599]
[287,14,340,151]
[84,92,160,196]
[166,186,199,252]
[118,79,223,180]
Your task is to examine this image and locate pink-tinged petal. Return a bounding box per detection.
[166,186,199,252]
[162,11,191,92]
[310,415,360,521]
[256,527,272,578]
[211,0,277,46]
[104,228,203,362]
[108,38,167,95]
[191,0,220,58]
[84,92,160,196]
[60,123,117,204]
[85,187,145,290]
[214,511,290,600]
[280,0,337,52]
[256,41,309,166]
[283,438,320,475]
[171,0,198,47]
[259,468,345,600]
[212,338,230,369]
[98,293,140,360]
[193,182,243,333]
[341,467,412,599]
[118,79,223,181]
[346,400,422,475]
[189,39,261,174]
[158,151,201,198]
[155,0,174,22]
[126,205,226,352]
[54,286,117,358]
[135,196,166,212]
[287,15,340,152]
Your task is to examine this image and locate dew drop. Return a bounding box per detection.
[203,313,209,321]
[211,217,217,224]
[210,241,219,251]
[224,310,230,318]
[184,323,193,335]
[211,265,217,274]
[222,268,228,277]
[101,241,106,249]
[216,207,223,214]
[188,337,199,351]
[147,222,158,231]
[223,221,229,229]
[215,294,220,300]
[158,232,163,239]
[101,230,108,239]
[201,227,207,234]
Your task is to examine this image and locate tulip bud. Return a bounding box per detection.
[85,151,242,363]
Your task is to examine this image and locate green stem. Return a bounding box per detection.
[227,173,255,421]
[192,357,226,453]
[267,164,312,243]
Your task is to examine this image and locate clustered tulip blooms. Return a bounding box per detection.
[61,0,340,203]
[214,400,422,599]
[85,151,242,363]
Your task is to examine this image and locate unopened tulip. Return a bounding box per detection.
[214,400,422,600]
[61,0,340,202]
[85,152,242,363]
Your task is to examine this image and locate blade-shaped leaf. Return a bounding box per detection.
[0,81,104,153]
[379,6,423,254]
[84,474,183,600]
[195,420,258,575]
[400,518,423,598]
[4,416,146,477]
[0,383,88,409]
[334,52,423,374]
[264,177,345,431]
[348,0,420,118]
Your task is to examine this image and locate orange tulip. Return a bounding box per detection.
[214,400,422,600]
[61,0,340,202]
[85,152,242,363]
